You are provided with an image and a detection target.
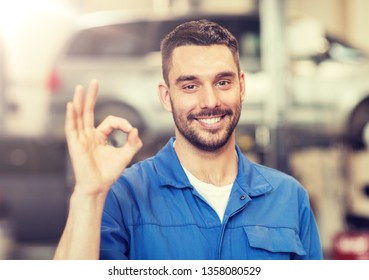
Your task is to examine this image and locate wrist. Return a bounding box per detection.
[70,186,108,211]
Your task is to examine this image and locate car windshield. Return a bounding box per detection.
[66,21,149,57]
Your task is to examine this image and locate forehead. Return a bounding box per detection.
[169,45,238,80]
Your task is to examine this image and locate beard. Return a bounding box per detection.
[171,100,241,152]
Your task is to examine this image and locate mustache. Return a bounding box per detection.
[188,108,233,120]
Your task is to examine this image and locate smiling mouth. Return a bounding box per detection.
[198,117,222,125]
[189,108,232,126]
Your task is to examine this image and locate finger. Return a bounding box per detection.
[84,80,98,129]
[96,116,133,137]
[65,101,78,144]
[126,127,143,152]
[118,128,143,166]
[73,85,85,132]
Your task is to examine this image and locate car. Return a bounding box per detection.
[0,32,67,250]
[285,17,369,150]
[45,10,369,165]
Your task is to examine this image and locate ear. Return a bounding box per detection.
[158,81,172,112]
[239,71,246,102]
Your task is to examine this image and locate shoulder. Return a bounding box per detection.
[255,161,301,186]
[239,153,307,197]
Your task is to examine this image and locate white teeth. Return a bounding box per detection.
[199,117,221,124]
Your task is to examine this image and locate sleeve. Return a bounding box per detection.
[293,189,324,260]
[100,187,130,260]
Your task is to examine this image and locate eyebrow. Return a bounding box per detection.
[175,71,237,86]
[175,75,198,86]
[215,71,237,79]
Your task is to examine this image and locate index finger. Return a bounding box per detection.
[83,80,99,129]
[96,115,133,137]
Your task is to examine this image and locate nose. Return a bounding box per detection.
[199,85,220,109]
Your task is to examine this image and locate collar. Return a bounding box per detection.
[153,137,275,197]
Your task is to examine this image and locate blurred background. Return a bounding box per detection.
[1,0,369,260]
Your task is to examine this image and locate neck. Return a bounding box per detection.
[174,134,238,186]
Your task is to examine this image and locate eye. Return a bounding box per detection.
[182,84,199,92]
[216,80,232,88]
[217,80,229,86]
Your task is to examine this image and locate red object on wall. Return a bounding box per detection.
[332,231,369,260]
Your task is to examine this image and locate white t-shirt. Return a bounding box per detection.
[182,166,233,223]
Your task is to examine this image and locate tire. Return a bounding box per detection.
[349,101,369,150]
[363,121,369,148]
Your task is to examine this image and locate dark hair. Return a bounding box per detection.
[160,19,240,86]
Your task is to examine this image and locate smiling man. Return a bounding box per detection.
[53,20,323,260]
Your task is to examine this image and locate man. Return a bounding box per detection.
[53,19,323,260]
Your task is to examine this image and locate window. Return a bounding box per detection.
[66,21,149,57]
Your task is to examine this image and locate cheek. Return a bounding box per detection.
[222,95,242,108]
[171,95,199,113]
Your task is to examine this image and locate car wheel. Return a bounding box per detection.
[349,101,369,150]
[363,121,369,148]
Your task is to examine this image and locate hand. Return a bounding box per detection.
[64,80,142,197]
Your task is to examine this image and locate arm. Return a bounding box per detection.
[53,80,142,259]
[294,190,323,260]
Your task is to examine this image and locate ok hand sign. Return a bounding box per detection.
[65,80,143,197]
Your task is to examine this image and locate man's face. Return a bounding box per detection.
[163,45,245,152]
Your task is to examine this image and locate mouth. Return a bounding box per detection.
[197,116,222,125]
[188,108,233,129]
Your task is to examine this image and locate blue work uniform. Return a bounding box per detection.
[100,137,323,260]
